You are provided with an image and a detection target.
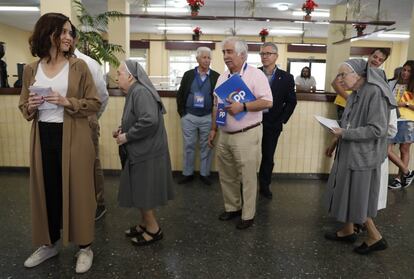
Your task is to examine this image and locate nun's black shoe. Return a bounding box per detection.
[354,238,388,255]
[324,231,357,243]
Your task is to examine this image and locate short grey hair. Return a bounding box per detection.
[261,42,278,53]
[221,36,248,58]
[196,46,211,58]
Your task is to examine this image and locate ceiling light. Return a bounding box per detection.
[0,6,39,12]
[291,43,311,46]
[146,7,187,13]
[270,29,304,35]
[274,3,290,11]
[292,10,330,17]
[377,33,410,39]
[157,26,192,31]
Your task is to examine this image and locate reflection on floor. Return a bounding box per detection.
[1,172,413,278]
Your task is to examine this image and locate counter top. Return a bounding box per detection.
[0,88,336,102]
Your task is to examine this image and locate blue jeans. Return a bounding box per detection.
[181,113,212,176]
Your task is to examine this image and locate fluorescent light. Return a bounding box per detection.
[270,29,304,34]
[0,6,39,12]
[146,7,187,13]
[377,33,410,39]
[292,10,330,17]
[312,44,326,47]
[157,26,192,31]
[293,20,312,24]
[274,3,290,11]
[291,43,311,46]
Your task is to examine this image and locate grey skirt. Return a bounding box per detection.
[325,143,380,224]
[118,152,174,210]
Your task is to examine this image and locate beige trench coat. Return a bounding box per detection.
[18,58,101,246]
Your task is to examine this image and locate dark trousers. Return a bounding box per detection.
[259,123,282,189]
[39,122,63,244]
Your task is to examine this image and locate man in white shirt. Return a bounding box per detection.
[72,26,109,221]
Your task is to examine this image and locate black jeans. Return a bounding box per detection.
[259,123,282,189]
[39,122,63,244]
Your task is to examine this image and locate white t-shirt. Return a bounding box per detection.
[295,76,316,91]
[34,62,69,123]
[75,49,108,118]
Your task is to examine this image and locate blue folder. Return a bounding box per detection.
[214,74,256,120]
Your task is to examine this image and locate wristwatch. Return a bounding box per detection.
[243,102,247,112]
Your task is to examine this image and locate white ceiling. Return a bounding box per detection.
[0,0,412,41]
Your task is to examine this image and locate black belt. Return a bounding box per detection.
[225,122,261,135]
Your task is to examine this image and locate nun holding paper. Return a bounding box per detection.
[324,59,396,255]
[113,60,174,246]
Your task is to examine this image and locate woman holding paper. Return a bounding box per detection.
[387,60,414,189]
[324,59,396,255]
[18,13,100,273]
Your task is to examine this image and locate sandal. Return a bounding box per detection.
[131,228,163,246]
[125,225,146,237]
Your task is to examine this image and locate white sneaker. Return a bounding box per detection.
[75,247,93,274]
[24,245,58,268]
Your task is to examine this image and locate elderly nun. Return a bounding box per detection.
[324,59,396,254]
[113,60,174,246]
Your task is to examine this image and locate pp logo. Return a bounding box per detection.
[228,89,246,102]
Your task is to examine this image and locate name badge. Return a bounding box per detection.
[193,92,205,108]
[216,103,227,126]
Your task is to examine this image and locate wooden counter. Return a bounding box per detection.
[0,88,336,102]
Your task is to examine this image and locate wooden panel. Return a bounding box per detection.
[130,40,149,49]
[350,47,391,56]
[287,44,327,53]
[165,41,216,50]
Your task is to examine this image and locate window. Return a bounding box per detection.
[130,49,147,71]
[247,52,262,69]
[287,59,326,91]
[169,50,198,89]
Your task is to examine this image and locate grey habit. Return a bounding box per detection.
[325,59,396,224]
[118,60,174,209]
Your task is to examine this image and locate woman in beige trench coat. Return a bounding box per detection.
[18,13,100,274]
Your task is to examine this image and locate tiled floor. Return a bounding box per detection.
[1,172,413,278]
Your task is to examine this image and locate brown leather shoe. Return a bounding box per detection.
[236,219,254,230]
[218,210,242,221]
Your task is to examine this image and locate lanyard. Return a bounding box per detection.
[227,63,248,79]
[266,67,277,85]
[194,67,209,89]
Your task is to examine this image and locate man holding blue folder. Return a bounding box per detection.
[208,37,273,230]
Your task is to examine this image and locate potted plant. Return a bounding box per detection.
[73,0,125,68]
[259,28,269,42]
[302,0,318,21]
[187,0,205,16]
[192,26,202,41]
[353,23,367,36]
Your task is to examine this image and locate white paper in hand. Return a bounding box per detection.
[314,115,340,131]
[29,86,58,110]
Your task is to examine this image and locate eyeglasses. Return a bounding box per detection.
[259,52,277,57]
[336,71,354,79]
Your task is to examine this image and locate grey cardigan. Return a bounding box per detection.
[121,82,169,164]
[341,82,390,170]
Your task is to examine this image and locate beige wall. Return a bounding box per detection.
[1,21,409,84]
[1,94,412,175]
[0,23,33,85]
[1,26,412,174]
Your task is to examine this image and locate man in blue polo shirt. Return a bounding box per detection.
[176,47,220,185]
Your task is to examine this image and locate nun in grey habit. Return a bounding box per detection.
[114,60,174,246]
[324,59,396,255]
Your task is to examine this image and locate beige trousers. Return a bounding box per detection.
[217,125,262,220]
[89,115,105,206]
